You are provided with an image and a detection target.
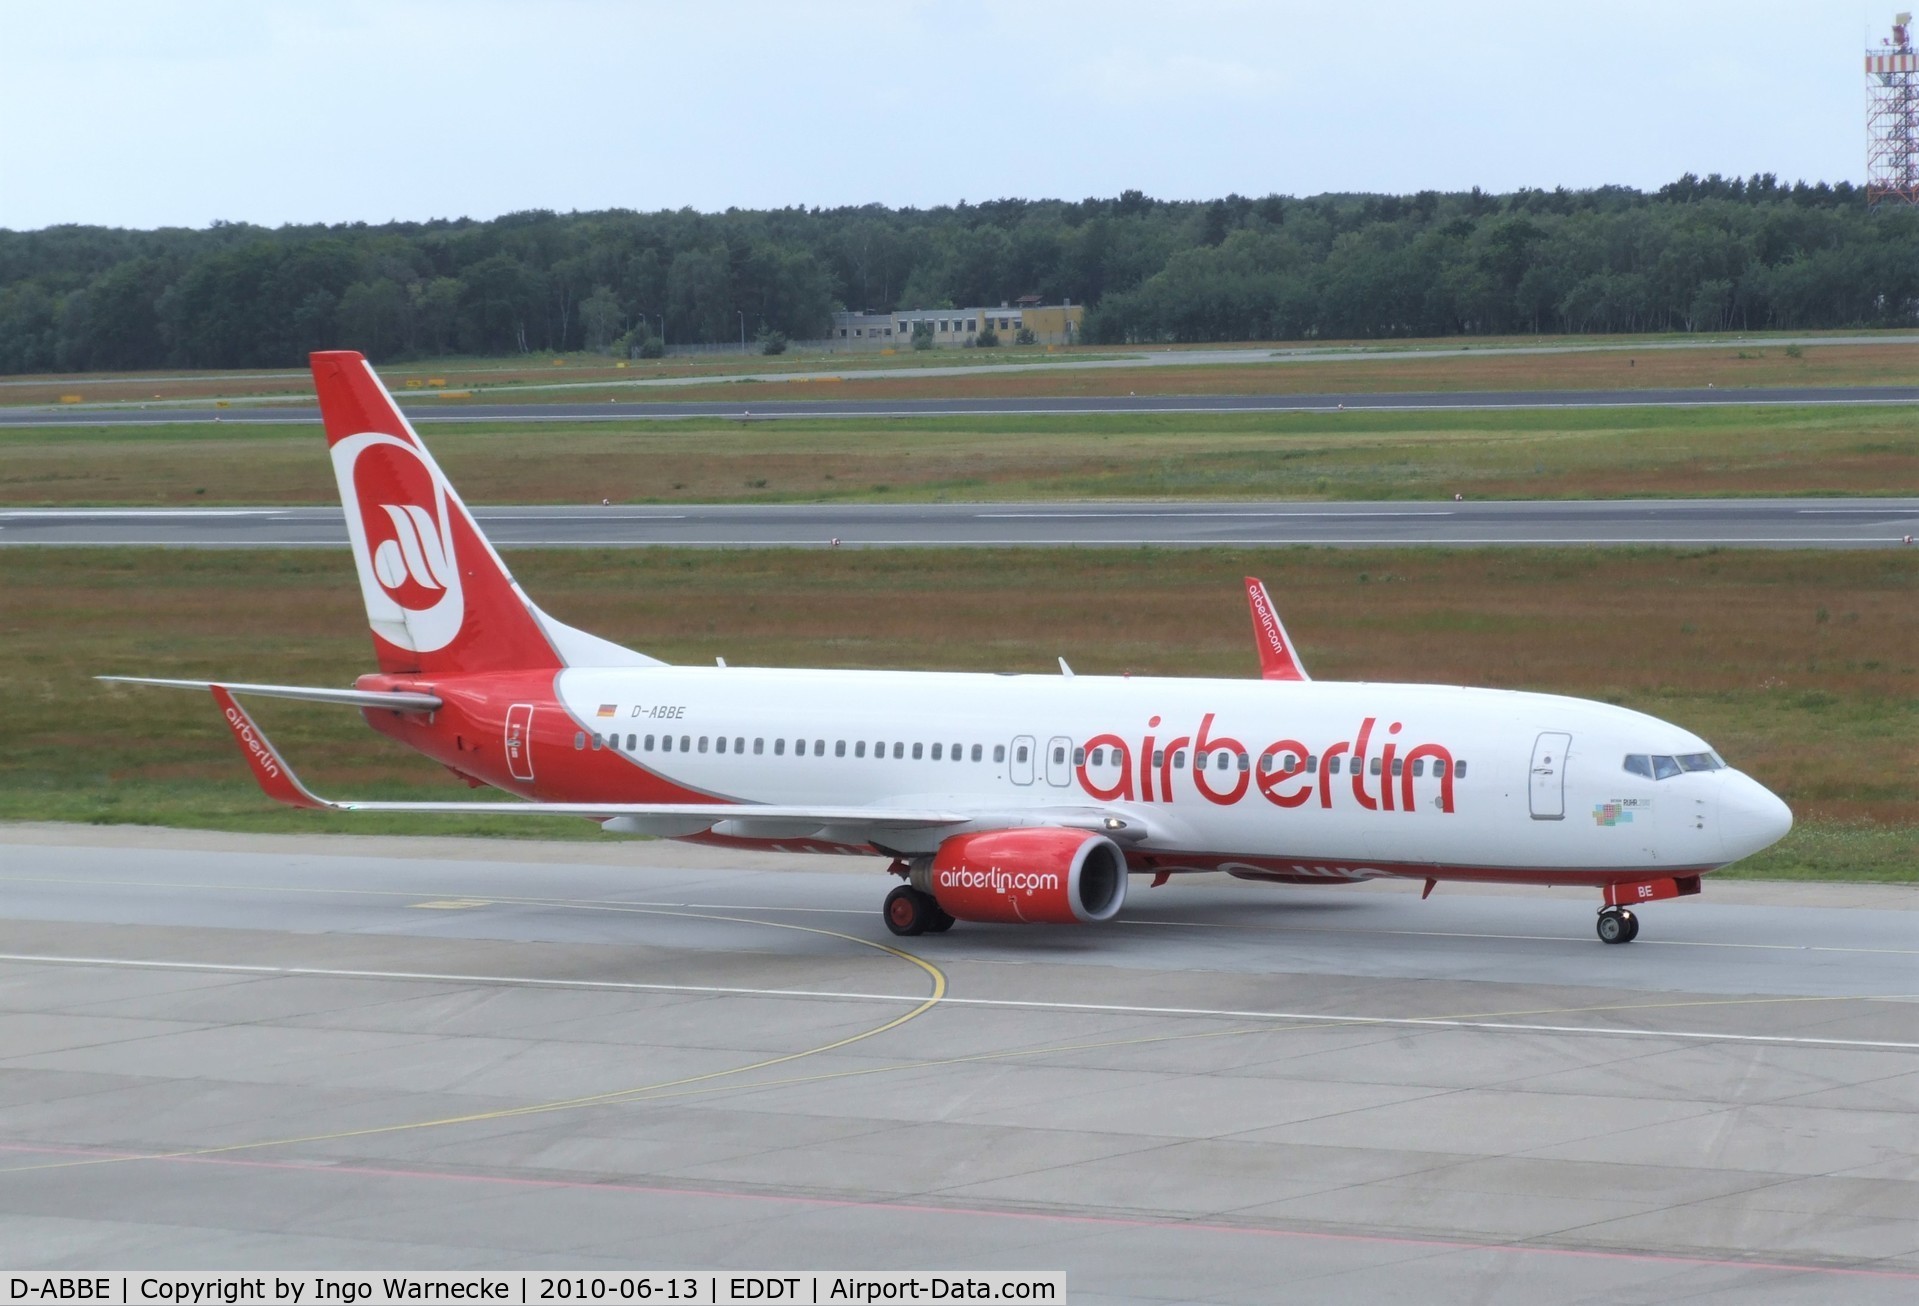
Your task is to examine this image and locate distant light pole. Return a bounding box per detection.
[738,310,746,354]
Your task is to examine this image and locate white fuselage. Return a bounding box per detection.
[543,666,1787,882]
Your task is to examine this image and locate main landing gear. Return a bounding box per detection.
[1596,905,1640,945]
[883,884,954,937]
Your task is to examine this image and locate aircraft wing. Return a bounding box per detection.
[204,684,970,830]
[1243,576,1311,681]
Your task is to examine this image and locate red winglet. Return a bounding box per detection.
[210,686,331,810]
[1244,576,1310,682]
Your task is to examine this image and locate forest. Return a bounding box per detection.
[1,173,1913,373]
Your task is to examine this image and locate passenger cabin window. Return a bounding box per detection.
[994,744,1006,763]
[626,734,636,751]
[698,736,709,753]
[735,737,745,753]
[1455,760,1468,778]
[1052,745,1066,765]
[774,739,786,756]
[591,733,602,750]
[715,737,726,754]
[836,740,846,757]
[753,738,764,755]
[1073,747,1085,766]
[893,742,904,759]
[952,742,962,762]
[574,732,585,750]
[645,734,656,750]
[680,735,690,752]
[931,743,943,760]
[912,743,924,760]
[1015,744,1029,763]
[971,744,982,762]
[814,740,825,757]
[856,741,867,758]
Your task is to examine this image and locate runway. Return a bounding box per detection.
[0,824,1914,1298]
[5,498,1916,549]
[5,384,1919,425]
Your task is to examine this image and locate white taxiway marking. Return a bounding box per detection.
[974,510,1456,519]
[0,509,285,518]
[0,952,1911,1052]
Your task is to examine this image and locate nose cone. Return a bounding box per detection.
[1720,772,1794,864]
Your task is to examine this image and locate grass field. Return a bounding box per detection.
[502,341,1919,406]
[5,546,1912,882]
[7,334,1918,409]
[5,404,1916,506]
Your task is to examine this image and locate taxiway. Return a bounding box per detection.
[0,824,1912,1299]
[4,497,1916,550]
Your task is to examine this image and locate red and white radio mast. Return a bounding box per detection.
[1867,12,1919,207]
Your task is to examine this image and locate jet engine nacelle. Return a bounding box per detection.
[920,828,1129,924]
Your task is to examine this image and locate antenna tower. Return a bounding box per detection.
[1867,12,1919,207]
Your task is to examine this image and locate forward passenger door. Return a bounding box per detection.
[1529,731,1571,820]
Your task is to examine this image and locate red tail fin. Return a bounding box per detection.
[311,351,562,676]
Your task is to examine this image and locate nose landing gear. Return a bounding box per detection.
[1596,905,1639,945]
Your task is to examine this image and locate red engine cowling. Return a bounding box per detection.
[922,828,1129,924]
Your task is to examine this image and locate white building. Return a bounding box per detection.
[827,300,1081,350]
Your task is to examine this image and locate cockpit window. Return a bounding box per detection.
[1631,751,1726,780]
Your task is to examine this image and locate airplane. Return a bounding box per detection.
[105,350,1794,947]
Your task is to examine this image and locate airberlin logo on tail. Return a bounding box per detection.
[331,431,466,653]
[372,503,455,596]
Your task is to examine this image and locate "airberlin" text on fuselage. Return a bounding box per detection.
[1076,713,1455,813]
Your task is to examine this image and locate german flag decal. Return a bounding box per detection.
[596,703,617,718]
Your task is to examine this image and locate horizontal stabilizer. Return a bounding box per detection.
[100,676,442,712]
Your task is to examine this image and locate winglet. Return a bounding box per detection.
[209,686,334,810]
[1244,576,1311,682]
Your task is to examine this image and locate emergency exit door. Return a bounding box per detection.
[1529,731,1571,820]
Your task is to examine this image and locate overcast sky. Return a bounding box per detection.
[1,1,1893,231]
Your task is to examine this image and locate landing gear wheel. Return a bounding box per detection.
[1596,906,1638,945]
[924,902,956,933]
[884,885,935,937]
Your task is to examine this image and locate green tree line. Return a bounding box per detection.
[1,173,1910,374]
